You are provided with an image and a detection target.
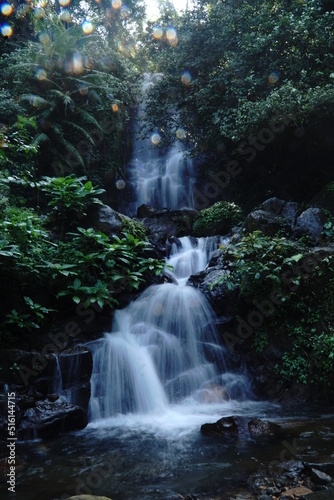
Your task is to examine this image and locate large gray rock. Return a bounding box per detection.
[245,209,291,236]
[246,198,327,244]
[140,217,178,241]
[293,207,327,244]
[20,400,88,439]
[96,205,130,236]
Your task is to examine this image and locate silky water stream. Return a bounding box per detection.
[13,238,334,500]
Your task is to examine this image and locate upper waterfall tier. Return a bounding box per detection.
[124,74,195,213]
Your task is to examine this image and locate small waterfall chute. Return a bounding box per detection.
[89,236,250,422]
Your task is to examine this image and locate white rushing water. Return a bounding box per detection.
[89,236,251,425]
[125,74,194,213]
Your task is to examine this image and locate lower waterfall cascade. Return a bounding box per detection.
[88,236,251,422]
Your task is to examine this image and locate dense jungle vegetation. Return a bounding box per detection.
[1,0,334,390]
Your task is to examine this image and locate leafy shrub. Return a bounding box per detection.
[211,230,334,388]
[192,201,243,237]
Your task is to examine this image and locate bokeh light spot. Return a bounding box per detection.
[166,27,178,46]
[82,21,93,34]
[268,71,279,85]
[176,128,186,140]
[1,3,13,16]
[60,9,71,22]
[116,179,125,190]
[39,32,50,44]
[112,104,119,112]
[72,53,84,74]
[34,7,44,19]
[1,23,12,37]
[36,68,47,81]
[153,26,163,40]
[59,0,70,6]
[112,0,122,9]
[181,71,192,85]
[79,84,89,96]
[151,133,161,145]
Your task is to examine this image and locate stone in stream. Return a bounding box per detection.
[20,400,88,439]
[280,485,313,498]
[200,416,280,437]
[309,468,333,485]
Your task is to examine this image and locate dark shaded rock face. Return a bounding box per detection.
[294,207,327,243]
[0,346,93,441]
[58,346,93,411]
[136,204,197,242]
[201,416,280,437]
[246,209,291,236]
[20,400,88,439]
[245,197,327,244]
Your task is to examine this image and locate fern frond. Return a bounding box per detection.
[33,133,50,146]
[61,120,95,144]
[20,94,50,109]
[78,109,103,131]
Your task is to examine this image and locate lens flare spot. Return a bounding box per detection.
[181,71,192,85]
[1,24,13,36]
[72,53,84,74]
[153,26,163,40]
[112,104,119,113]
[268,71,279,85]
[29,96,39,107]
[166,27,178,46]
[112,0,122,9]
[34,7,44,19]
[1,23,12,37]
[151,133,161,145]
[79,84,88,96]
[59,0,70,6]
[120,5,130,18]
[1,3,13,16]
[60,9,71,22]
[116,179,125,190]
[176,128,186,140]
[39,32,50,44]
[82,21,93,34]
[36,68,47,81]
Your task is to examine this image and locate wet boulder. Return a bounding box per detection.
[293,207,327,244]
[201,416,280,437]
[20,400,88,439]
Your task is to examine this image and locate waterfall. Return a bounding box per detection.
[89,236,250,422]
[123,74,194,214]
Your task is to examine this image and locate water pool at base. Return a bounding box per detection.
[11,402,334,500]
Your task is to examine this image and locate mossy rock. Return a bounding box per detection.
[192,201,243,237]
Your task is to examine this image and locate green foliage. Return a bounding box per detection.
[121,217,148,241]
[192,201,243,237]
[211,231,299,300]
[214,230,334,388]
[0,177,165,342]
